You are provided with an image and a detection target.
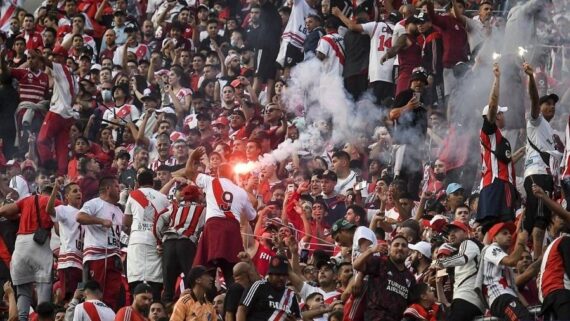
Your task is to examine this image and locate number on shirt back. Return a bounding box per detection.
[378,35,392,51]
[220,192,233,211]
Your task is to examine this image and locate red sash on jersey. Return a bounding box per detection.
[211,178,234,220]
[321,35,346,65]
[83,302,102,321]
[0,4,16,30]
[129,189,158,216]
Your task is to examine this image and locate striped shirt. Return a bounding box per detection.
[480,117,515,188]
[481,243,517,307]
[10,68,49,103]
[149,156,177,172]
[154,201,206,244]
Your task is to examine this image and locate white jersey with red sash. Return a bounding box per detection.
[0,0,19,32]
[124,187,169,245]
[194,173,257,223]
[316,32,346,76]
[74,300,116,321]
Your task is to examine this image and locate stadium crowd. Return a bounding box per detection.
[0,0,570,319]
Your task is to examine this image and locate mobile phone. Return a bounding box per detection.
[413,92,421,101]
[287,184,295,193]
[77,282,85,290]
[300,249,309,263]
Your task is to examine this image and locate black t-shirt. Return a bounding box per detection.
[391,89,428,145]
[258,0,282,51]
[224,283,245,316]
[240,280,301,321]
[343,29,370,77]
[363,255,416,321]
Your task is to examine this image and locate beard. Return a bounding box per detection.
[434,173,446,181]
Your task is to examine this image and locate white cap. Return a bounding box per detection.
[482,105,508,116]
[156,107,176,114]
[90,63,102,71]
[408,241,432,259]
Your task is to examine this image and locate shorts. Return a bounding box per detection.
[490,294,531,321]
[523,174,554,231]
[276,41,304,68]
[10,234,53,285]
[126,243,163,283]
[476,179,516,232]
[57,267,82,299]
[255,47,278,81]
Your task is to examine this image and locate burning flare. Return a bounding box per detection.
[234,162,256,175]
[518,46,528,61]
[492,52,501,61]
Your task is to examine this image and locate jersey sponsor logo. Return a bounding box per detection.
[386,279,410,298]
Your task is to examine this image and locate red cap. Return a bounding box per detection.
[212,116,229,127]
[230,79,242,88]
[179,185,201,202]
[52,46,68,58]
[487,222,516,242]
[447,220,470,233]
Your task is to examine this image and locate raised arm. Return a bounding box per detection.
[381,35,408,64]
[184,146,206,182]
[451,0,466,26]
[515,257,542,287]
[331,7,363,33]
[499,230,528,267]
[524,63,540,119]
[532,184,570,224]
[353,243,383,271]
[486,63,500,123]
[46,179,62,217]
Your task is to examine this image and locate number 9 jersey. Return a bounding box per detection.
[195,173,257,223]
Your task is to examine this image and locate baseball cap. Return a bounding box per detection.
[446,183,464,195]
[316,260,337,271]
[539,93,559,105]
[487,222,516,242]
[170,131,187,142]
[179,184,202,202]
[21,160,37,171]
[156,107,175,114]
[408,241,432,259]
[212,116,229,127]
[447,220,470,233]
[322,170,337,182]
[90,64,102,72]
[481,105,508,116]
[141,88,160,102]
[230,78,243,88]
[429,215,448,232]
[132,283,153,296]
[331,219,357,236]
[436,243,456,258]
[416,11,429,23]
[267,255,289,275]
[405,15,422,25]
[410,67,428,84]
[185,266,215,287]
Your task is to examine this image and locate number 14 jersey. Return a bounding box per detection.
[362,21,395,83]
[79,198,124,262]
